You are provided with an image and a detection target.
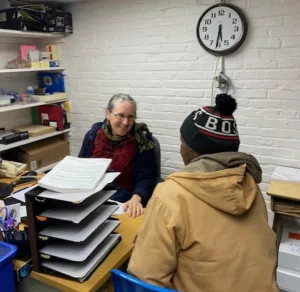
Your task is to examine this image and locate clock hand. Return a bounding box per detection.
[219,24,223,42]
[216,25,221,48]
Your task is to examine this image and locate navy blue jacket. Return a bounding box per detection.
[78,122,157,206]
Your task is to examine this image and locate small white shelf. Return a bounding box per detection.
[0,29,65,39]
[0,129,71,152]
[36,163,58,173]
[0,99,68,113]
[0,67,66,74]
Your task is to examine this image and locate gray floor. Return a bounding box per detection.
[17,277,60,292]
[16,276,107,292]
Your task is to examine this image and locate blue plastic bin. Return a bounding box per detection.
[0,242,17,292]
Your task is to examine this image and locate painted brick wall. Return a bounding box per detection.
[62,0,300,210]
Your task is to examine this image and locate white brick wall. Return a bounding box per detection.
[62,0,300,203]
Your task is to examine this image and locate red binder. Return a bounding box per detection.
[37,105,64,131]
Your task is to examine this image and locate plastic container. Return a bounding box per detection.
[0,242,17,292]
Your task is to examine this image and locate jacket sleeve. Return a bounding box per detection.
[128,194,183,289]
[133,148,157,206]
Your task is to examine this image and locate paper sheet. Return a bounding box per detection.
[10,185,38,203]
[108,200,125,215]
[40,190,116,223]
[20,206,27,218]
[41,234,121,280]
[38,156,112,193]
[39,172,120,203]
[39,204,118,242]
[40,220,120,261]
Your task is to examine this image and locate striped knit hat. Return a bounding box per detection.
[180,94,240,155]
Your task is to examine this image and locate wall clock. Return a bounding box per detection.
[196,3,248,56]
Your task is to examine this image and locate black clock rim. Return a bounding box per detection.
[196,3,248,57]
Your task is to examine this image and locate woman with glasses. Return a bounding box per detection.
[79,94,157,218]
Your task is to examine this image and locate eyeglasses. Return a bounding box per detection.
[111,112,136,122]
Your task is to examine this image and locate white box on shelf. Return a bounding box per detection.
[279,227,300,272]
[277,266,300,292]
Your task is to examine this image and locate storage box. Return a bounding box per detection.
[44,6,73,33]
[279,227,300,272]
[38,104,64,131]
[277,266,300,292]
[13,125,56,137]
[0,7,45,32]
[17,136,69,171]
[0,242,17,292]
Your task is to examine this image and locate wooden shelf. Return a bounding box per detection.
[0,29,65,39]
[0,129,71,152]
[0,99,68,113]
[0,67,66,74]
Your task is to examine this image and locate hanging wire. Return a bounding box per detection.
[211,56,221,105]
[220,0,225,6]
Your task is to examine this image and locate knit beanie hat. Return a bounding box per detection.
[180,94,240,155]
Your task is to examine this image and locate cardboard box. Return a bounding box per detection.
[17,136,69,171]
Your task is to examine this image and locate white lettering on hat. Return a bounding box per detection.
[233,122,238,134]
[193,109,203,121]
[222,121,231,134]
[205,117,218,130]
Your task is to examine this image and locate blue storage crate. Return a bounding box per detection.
[0,242,17,292]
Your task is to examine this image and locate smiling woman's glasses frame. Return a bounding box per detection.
[111,112,136,122]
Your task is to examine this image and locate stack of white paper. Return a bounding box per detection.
[41,234,121,282]
[28,156,122,282]
[40,190,116,223]
[38,156,112,193]
[39,205,118,242]
[40,220,120,261]
[38,172,119,203]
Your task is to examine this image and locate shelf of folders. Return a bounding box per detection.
[25,174,121,282]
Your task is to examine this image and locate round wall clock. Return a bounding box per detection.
[196,3,248,56]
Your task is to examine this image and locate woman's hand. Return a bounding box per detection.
[123,194,144,218]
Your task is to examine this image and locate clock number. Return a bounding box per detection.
[231,34,236,40]
[210,40,214,46]
[202,26,207,32]
[205,19,211,25]
[211,12,216,18]
[232,18,238,24]
[217,42,221,48]
[218,10,225,16]
[234,26,239,32]
[229,12,232,18]
[204,34,209,40]
[224,40,229,46]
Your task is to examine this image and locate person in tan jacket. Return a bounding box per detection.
[128,94,278,292]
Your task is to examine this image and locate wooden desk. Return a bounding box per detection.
[24,214,143,292]
[1,176,143,291]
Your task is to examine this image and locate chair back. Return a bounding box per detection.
[152,136,161,183]
[111,269,177,292]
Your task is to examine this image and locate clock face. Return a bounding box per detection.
[196,4,248,56]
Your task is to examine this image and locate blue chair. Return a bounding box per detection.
[111,269,177,292]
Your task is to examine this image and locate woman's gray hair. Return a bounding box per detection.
[106,93,137,116]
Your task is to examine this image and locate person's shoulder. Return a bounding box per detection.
[152,177,183,209]
[91,122,103,131]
